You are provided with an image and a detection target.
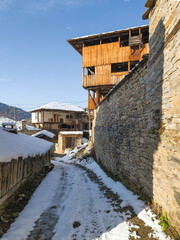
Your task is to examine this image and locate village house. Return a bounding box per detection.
[68,25,149,124]
[57,131,83,154]
[30,102,89,132]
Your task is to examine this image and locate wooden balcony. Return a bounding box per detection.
[83,72,128,88]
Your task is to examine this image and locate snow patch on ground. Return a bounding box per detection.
[57,146,171,240]
[1,169,61,240]
[1,144,171,240]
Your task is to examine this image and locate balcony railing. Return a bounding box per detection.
[83,72,128,88]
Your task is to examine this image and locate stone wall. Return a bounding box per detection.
[0,149,52,207]
[93,0,180,231]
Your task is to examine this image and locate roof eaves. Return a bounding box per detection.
[143,0,156,20]
[67,25,149,42]
[142,8,151,20]
[145,0,156,8]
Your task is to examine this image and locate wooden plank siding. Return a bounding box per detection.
[82,42,149,88]
[83,43,149,67]
[83,43,130,67]
[83,72,128,88]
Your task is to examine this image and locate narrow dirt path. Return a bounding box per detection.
[26,162,158,240]
[2,160,168,240]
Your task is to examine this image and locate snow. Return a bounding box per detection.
[75,158,171,240]
[32,130,55,139]
[1,144,171,240]
[30,102,85,112]
[2,122,15,126]
[81,137,88,144]
[0,117,39,131]
[0,117,15,126]
[60,131,83,135]
[26,125,40,131]
[0,127,54,162]
[1,169,61,240]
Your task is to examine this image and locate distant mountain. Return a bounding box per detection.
[0,102,31,121]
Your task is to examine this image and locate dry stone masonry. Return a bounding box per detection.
[93,0,180,232]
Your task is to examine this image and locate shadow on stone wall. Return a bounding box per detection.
[93,18,165,203]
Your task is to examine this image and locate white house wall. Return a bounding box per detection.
[31,112,38,123]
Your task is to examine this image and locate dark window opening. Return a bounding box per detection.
[72,125,74,129]
[142,29,149,44]
[66,115,69,119]
[88,66,95,75]
[130,61,139,70]
[131,45,139,51]
[54,114,57,122]
[131,30,139,36]
[131,45,140,55]
[120,34,129,47]
[111,62,128,73]
[84,39,100,47]
[84,66,95,76]
[101,36,118,44]
[70,115,72,119]
[61,124,71,129]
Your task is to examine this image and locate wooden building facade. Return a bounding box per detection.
[30,102,88,132]
[68,25,149,120]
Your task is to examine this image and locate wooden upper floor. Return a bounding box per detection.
[68,25,149,89]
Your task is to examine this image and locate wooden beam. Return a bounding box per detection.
[142,8,150,20]
[89,91,96,107]
[128,61,130,71]
[145,0,156,8]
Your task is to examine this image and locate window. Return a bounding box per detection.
[72,125,74,129]
[66,115,69,119]
[111,62,128,73]
[131,30,139,36]
[101,36,118,44]
[34,112,38,120]
[83,67,95,76]
[84,39,100,47]
[61,124,71,129]
[120,34,129,47]
[54,114,57,122]
[142,29,149,44]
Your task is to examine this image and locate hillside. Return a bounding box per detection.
[0,102,31,121]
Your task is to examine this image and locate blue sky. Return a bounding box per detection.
[0,0,148,111]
